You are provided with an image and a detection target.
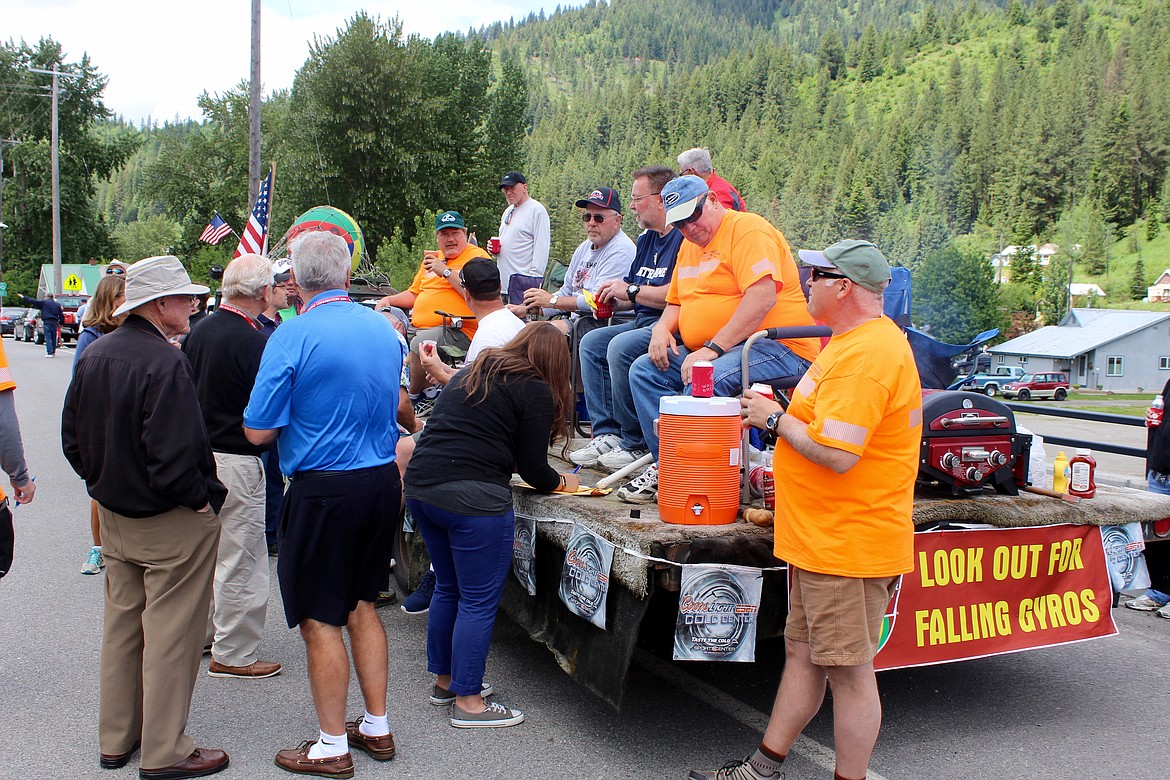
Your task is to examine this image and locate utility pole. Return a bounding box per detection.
[29,67,79,295]
[248,0,262,208]
[0,139,22,280]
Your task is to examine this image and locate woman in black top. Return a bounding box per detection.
[404,323,580,728]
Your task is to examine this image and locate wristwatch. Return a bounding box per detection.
[442,268,452,278]
[549,295,559,307]
[627,283,640,302]
[765,409,784,434]
[703,339,726,357]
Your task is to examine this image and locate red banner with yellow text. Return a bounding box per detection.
[873,525,1117,671]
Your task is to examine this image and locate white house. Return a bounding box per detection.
[990,243,1059,284]
[1148,269,1170,302]
[989,308,1170,392]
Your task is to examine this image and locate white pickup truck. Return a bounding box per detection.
[958,365,1028,396]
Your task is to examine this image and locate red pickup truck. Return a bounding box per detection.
[55,294,90,344]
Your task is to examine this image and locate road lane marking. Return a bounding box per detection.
[633,649,891,780]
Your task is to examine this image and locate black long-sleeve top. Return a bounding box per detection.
[61,315,227,518]
[182,308,269,456]
[1148,377,1170,474]
[404,371,560,493]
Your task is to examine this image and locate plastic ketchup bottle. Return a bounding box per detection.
[1068,448,1096,499]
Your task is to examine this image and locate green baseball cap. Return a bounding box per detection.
[434,211,466,231]
[798,239,892,293]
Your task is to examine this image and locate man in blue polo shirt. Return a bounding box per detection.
[243,231,402,777]
[570,165,683,471]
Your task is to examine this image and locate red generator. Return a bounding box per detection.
[917,390,1031,497]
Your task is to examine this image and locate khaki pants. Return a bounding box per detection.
[98,504,220,769]
[207,452,269,666]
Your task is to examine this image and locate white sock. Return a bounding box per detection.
[93,546,102,551]
[358,711,390,737]
[307,730,348,759]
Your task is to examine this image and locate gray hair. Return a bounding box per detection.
[290,232,350,292]
[221,254,273,301]
[677,147,714,175]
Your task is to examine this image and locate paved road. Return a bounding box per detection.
[0,337,1167,779]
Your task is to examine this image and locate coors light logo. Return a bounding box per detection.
[558,524,614,629]
[673,566,763,662]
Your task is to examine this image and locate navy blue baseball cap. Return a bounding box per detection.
[575,187,622,213]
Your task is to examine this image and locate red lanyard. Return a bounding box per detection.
[302,295,352,313]
[217,303,260,331]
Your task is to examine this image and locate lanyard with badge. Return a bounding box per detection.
[217,302,261,331]
[302,295,351,313]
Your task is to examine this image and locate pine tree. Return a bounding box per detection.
[1130,251,1148,299]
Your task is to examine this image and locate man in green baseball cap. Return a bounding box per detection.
[377,210,490,414]
[796,239,892,294]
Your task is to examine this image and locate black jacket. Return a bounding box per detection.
[1148,377,1170,475]
[61,315,227,518]
[21,295,63,324]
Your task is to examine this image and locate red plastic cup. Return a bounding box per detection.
[487,236,502,255]
[594,297,614,319]
[691,361,715,398]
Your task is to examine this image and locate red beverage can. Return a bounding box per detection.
[594,297,614,319]
[691,361,715,397]
[762,466,775,511]
[749,382,775,400]
[1149,395,1165,428]
[487,236,502,255]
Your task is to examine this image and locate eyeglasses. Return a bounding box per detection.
[629,191,661,205]
[671,199,705,228]
[582,213,614,224]
[106,266,125,275]
[810,267,850,282]
[503,206,515,225]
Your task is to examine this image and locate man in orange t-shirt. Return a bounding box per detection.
[379,211,489,408]
[622,175,820,504]
[0,338,38,579]
[694,240,921,780]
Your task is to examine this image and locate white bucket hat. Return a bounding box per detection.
[113,256,210,317]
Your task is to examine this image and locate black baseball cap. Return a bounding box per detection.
[459,258,501,295]
[499,172,527,189]
[575,187,622,213]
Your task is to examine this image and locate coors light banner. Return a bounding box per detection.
[673,564,763,662]
[512,515,537,596]
[558,524,615,629]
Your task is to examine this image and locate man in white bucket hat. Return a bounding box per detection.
[63,255,230,779]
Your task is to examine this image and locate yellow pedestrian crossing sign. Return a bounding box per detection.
[64,274,82,292]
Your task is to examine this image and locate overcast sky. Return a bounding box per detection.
[6,0,553,125]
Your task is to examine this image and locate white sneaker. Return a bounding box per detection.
[597,447,648,472]
[1158,603,1170,619]
[618,464,658,504]
[1125,594,1167,611]
[569,434,622,467]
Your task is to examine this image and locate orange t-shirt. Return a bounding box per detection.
[666,210,820,361]
[406,244,489,336]
[772,316,922,577]
[0,340,15,502]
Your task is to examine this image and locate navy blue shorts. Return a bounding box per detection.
[277,464,400,627]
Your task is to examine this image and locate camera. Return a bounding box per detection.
[209,264,225,281]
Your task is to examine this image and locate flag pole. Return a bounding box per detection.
[265,162,276,257]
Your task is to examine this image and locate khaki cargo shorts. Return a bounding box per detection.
[784,566,900,666]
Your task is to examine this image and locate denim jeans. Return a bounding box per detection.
[45,323,58,355]
[407,497,514,697]
[629,339,811,459]
[579,321,654,450]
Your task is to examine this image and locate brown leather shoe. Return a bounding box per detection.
[207,659,282,678]
[139,747,229,779]
[100,740,140,769]
[274,741,354,778]
[345,717,397,760]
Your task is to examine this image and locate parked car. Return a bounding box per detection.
[0,307,23,337]
[11,309,41,343]
[957,366,1029,396]
[1001,372,1071,401]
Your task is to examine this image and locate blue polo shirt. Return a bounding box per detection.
[626,228,684,326]
[244,289,401,474]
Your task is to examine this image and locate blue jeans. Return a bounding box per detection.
[579,321,654,450]
[629,340,811,459]
[407,498,513,697]
[45,322,58,355]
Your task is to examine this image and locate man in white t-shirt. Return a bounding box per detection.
[419,259,526,386]
[493,171,551,305]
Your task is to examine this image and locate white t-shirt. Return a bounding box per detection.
[466,307,527,363]
[548,232,636,315]
[497,197,551,281]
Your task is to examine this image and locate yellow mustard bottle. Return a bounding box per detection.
[1052,450,1070,493]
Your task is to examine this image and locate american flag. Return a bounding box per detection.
[198,213,233,245]
[233,168,273,259]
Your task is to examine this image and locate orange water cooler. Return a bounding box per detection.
[656,396,742,525]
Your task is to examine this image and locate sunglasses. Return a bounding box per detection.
[106,266,125,275]
[671,198,705,228]
[582,212,614,224]
[810,267,850,282]
[503,206,515,225]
